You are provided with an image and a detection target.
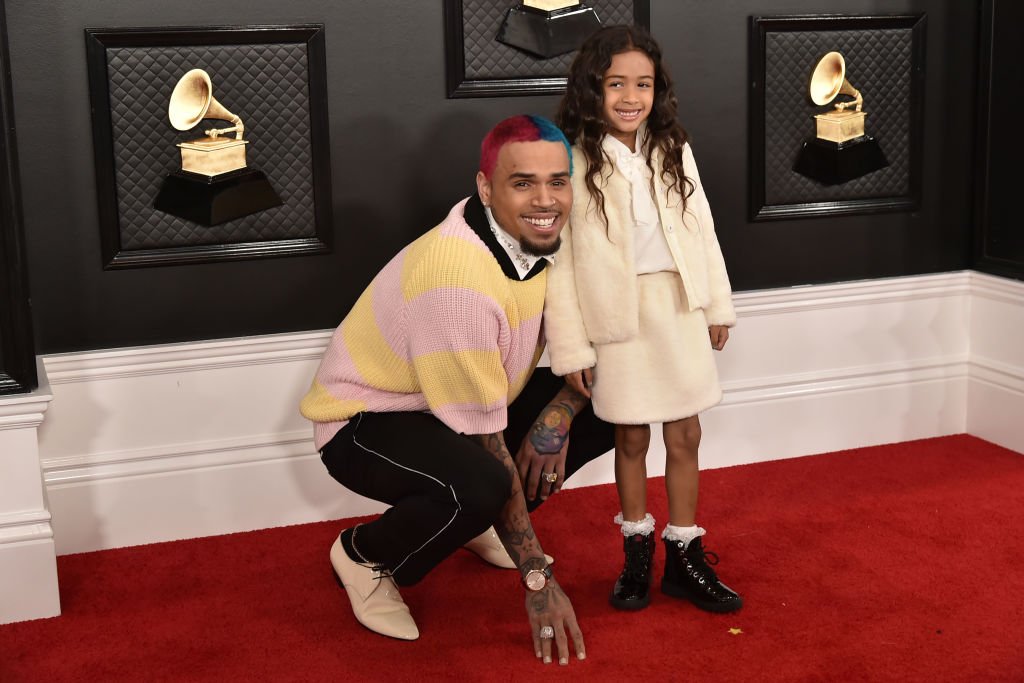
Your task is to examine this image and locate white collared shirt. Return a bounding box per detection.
[602,125,677,274]
[484,207,555,280]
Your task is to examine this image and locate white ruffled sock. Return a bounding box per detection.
[614,512,655,537]
[661,523,706,547]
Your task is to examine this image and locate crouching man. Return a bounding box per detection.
[300,115,613,665]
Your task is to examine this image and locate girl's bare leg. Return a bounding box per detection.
[610,423,656,610]
[660,414,743,612]
[614,423,651,522]
[662,415,701,526]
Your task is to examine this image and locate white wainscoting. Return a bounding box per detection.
[0,362,59,624]
[567,271,974,488]
[966,273,1024,454]
[33,271,1021,556]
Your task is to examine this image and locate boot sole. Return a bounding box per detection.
[660,579,743,613]
[608,591,651,611]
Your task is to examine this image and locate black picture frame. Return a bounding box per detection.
[85,24,333,269]
[0,0,37,395]
[444,0,650,98]
[973,0,1024,280]
[748,14,927,221]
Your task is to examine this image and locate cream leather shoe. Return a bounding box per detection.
[463,527,555,568]
[330,536,419,641]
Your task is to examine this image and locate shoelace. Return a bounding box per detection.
[683,543,721,582]
[622,537,653,581]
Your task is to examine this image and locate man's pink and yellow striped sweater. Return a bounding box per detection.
[300,196,547,450]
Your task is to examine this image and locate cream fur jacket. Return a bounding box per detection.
[544,141,737,376]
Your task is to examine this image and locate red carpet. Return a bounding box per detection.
[2,435,1023,682]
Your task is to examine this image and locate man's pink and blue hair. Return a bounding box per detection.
[479,114,572,179]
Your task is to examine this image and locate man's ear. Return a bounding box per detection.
[475,171,491,207]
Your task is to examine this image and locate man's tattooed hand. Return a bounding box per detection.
[529,402,575,454]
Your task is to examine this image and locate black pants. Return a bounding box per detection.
[320,368,614,586]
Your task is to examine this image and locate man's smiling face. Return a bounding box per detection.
[476,140,571,256]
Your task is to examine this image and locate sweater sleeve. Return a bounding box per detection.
[543,221,598,375]
[685,144,737,327]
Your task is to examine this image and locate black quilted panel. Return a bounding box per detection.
[463,0,638,78]
[763,29,913,204]
[106,43,315,249]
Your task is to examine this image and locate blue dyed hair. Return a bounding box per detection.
[479,114,573,178]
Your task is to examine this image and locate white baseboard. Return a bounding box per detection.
[0,369,60,623]
[966,272,1024,452]
[31,270,1021,556]
[0,537,60,624]
[39,331,382,555]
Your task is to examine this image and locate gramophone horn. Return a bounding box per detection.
[168,69,244,139]
[809,51,863,112]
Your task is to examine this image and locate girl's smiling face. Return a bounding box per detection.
[601,49,656,152]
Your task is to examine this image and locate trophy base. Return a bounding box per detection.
[496,4,602,59]
[814,110,866,143]
[177,137,248,177]
[793,136,889,186]
[154,168,282,226]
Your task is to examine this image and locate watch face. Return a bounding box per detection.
[525,570,547,591]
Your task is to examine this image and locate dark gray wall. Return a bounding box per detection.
[0,0,35,393]
[974,0,1024,279]
[6,0,979,354]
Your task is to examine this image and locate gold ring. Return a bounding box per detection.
[542,472,558,483]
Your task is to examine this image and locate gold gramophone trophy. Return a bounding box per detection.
[496,1,602,59]
[153,68,281,226]
[793,52,888,185]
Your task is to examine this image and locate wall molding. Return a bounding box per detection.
[721,354,968,405]
[43,429,313,485]
[0,509,53,545]
[28,270,1021,556]
[733,271,971,316]
[969,355,1024,394]
[969,270,1024,304]
[44,331,332,384]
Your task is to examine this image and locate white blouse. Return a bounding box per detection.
[601,127,677,275]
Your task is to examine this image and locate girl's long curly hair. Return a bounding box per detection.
[556,25,694,226]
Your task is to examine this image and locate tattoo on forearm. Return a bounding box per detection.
[529,401,576,454]
[470,432,546,575]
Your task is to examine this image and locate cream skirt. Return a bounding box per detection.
[590,271,722,425]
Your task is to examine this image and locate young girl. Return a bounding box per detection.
[546,25,741,612]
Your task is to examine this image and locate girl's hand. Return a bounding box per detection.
[709,325,729,350]
[527,577,586,665]
[565,368,593,398]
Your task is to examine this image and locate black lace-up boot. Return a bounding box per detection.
[609,532,656,610]
[661,536,743,613]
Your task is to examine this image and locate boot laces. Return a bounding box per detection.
[686,544,721,582]
[622,535,653,580]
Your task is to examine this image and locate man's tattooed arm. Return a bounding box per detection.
[528,384,590,455]
[470,432,547,576]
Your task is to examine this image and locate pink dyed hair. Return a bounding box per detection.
[479,114,572,179]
